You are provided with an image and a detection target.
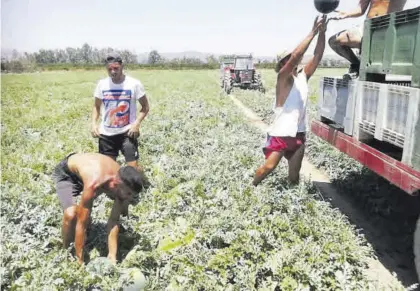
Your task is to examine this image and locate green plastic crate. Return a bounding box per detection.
[359,6,420,88]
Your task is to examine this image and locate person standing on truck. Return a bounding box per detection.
[252,15,327,186]
[328,0,407,79]
[91,52,150,173]
[52,152,148,264]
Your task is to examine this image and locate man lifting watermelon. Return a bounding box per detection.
[252,15,328,186]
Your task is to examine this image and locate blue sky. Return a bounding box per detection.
[2,0,420,56]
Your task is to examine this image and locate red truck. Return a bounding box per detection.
[311,6,420,280]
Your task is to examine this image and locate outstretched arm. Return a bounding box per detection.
[275,16,324,107]
[304,18,326,80]
[330,0,371,20]
[278,16,323,77]
[74,188,94,264]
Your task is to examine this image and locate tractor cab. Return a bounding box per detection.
[220,54,265,94]
[232,55,255,84]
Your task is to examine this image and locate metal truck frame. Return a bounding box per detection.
[311,5,420,281]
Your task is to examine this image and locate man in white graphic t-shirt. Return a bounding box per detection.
[91,53,150,173]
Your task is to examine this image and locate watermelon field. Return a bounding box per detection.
[1,68,419,290]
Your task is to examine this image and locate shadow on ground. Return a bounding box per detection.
[83,222,142,264]
[314,167,420,288]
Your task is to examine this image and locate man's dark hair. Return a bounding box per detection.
[105,52,123,64]
[118,166,146,193]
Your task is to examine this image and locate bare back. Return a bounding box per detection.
[67,153,120,190]
[367,0,407,18]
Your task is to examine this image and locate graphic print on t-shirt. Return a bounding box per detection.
[102,89,132,128]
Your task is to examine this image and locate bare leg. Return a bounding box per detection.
[328,29,362,65]
[121,199,130,217]
[287,145,305,185]
[253,151,283,186]
[119,162,133,217]
[62,205,77,248]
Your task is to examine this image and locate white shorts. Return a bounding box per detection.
[349,24,364,39]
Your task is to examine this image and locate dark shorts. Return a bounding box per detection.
[52,153,84,210]
[99,131,139,162]
[263,132,306,159]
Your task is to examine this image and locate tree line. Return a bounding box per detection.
[1,43,348,73]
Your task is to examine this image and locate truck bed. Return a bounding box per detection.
[311,119,420,195]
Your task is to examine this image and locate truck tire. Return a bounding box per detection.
[224,80,232,94]
[414,214,420,281]
[255,73,265,93]
[224,74,232,94]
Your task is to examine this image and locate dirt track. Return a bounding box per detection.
[229,94,419,291]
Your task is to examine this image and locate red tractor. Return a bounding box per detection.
[220,54,265,94]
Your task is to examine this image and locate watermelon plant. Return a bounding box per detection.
[236,68,420,288]
[0,69,401,290]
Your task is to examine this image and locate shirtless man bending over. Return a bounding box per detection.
[52,152,149,264]
[328,0,407,79]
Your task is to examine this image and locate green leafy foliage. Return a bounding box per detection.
[237,67,419,290]
[1,69,384,290]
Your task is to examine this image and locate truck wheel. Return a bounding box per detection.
[224,79,231,94]
[224,75,232,94]
[255,73,265,93]
[414,214,420,281]
[225,83,232,94]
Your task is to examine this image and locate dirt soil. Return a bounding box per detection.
[229,94,419,291]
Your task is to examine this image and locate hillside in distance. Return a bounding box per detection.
[136,50,346,64]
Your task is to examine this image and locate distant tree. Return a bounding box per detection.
[23,52,34,62]
[206,54,218,65]
[1,57,8,71]
[98,47,114,64]
[12,49,20,61]
[120,50,138,64]
[148,50,162,64]
[35,49,56,64]
[65,47,79,64]
[55,49,68,63]
[80,43,92,63]
[90,48,101,64]
[181,57,202,65]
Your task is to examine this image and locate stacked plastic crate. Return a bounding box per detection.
[356,6,420,171]
[316,6,420,171]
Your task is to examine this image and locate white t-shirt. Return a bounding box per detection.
[267,71,308,137]
[94,75,146,136]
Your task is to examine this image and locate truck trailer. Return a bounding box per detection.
[311,5,420,280]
